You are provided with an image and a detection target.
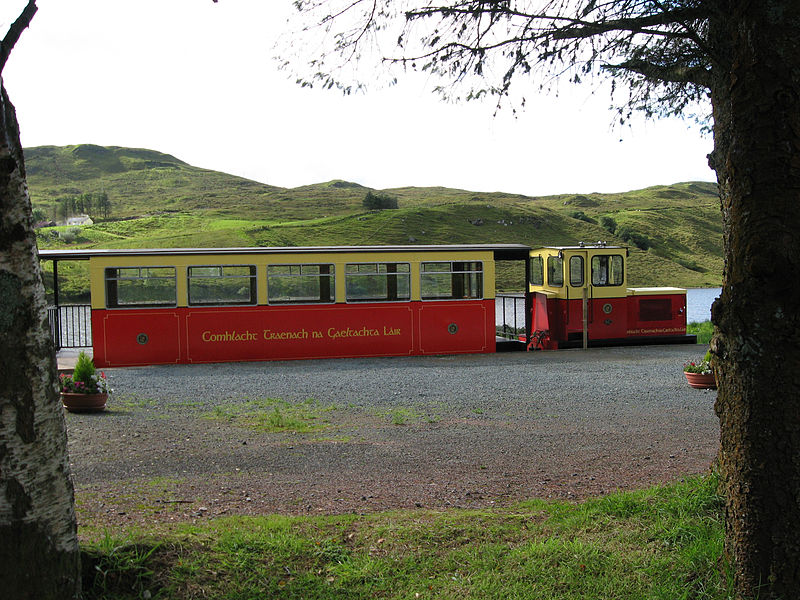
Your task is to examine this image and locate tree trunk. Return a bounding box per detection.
[0,81,81,599]
[709,2,800,597]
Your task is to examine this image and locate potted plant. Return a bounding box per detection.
[683,349,717,389]
[59,351,109,412]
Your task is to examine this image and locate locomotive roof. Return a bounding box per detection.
[38,243,533,262]
[533,243,627,251]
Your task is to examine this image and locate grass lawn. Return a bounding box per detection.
[688,321,714,345]
[81,474,732,599]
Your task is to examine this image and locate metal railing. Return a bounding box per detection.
[48,304,92,350]
[495,293,527,341]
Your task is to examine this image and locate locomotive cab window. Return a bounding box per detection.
[105,266,177,308]
[345,263,411,302]
[421,261,483,300]
[188,265,257,306]
[591,255,624,286]
[267,264,335,304]
[569,256,585,287]
[529,256,544,286]
[547,256,564,287]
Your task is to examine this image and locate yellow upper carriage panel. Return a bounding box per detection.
[89,250,263,310]
[88,245,501,310]
[528,243,629,301]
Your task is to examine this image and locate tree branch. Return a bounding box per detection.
[1,0,38,74]
[548,7,709,41]
[283,0,715,119]
[604,58,712,89]
[405,3,709,39]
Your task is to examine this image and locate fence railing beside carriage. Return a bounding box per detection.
[495,293,527,341]
[47,304,92,350]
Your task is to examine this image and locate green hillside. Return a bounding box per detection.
[28,144,723,299]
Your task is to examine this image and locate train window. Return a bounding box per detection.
[569,256,584,287]
[591,255,624,286]
[267,264,335,304]
[345,263,411,302]
[188,265,257,306]
[547,256,563,287]
[104,266,177,308]
[420,261,483,300]
[530,256,544,286]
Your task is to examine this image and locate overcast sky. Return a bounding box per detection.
[2,0,715,197]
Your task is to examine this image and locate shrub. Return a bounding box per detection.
[628,232,652,250]
[363,191,398,210]
[570,210,596,224]
[73,351,96,385]
[616,226,652,250]
[600,216,617,233]
[61,351,108,394]
[59,227,82,244]
[677,258,707,273]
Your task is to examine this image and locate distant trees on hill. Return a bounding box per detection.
[569,210,596,224]
[599,215,651,250]
[600,217,617,233]
[615,227,652,251]
[54,191,112,222]
[363,191,398,210]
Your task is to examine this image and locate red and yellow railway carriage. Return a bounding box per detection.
[40,242,694,366]
[528,243,691,349]
[45,245,528,367]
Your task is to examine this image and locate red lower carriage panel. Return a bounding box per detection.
[93,310,182,367]
[531,295,630,347]
[185,304,416,362]
[529,291,687,349]
[92,300,495,367]
[418,301,493,355]
[626,293,687,338]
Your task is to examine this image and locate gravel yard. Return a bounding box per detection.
[65,344,719,531]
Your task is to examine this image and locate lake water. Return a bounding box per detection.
[686,287,721,324]
[495,287,721,327]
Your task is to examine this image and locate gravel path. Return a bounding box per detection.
[65,345,719,531]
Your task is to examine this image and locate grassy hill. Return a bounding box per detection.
[28,144,723,299]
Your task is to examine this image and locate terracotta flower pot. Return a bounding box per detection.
[61,392,108,413]
[684,372,717,390]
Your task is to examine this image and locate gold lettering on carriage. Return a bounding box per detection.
[327,326,381,339]
[263,328,310,340]
[201,326,402,343]
[202,330,259,342]
[325,326,403,339]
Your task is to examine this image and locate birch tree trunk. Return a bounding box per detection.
[709,2,800,597]
[0,81,81,599]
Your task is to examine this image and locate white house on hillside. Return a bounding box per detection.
[66,215,93,226]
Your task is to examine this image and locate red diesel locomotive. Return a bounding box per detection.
[527,243,692,349]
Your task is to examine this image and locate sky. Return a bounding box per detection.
[2,0,715,197]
